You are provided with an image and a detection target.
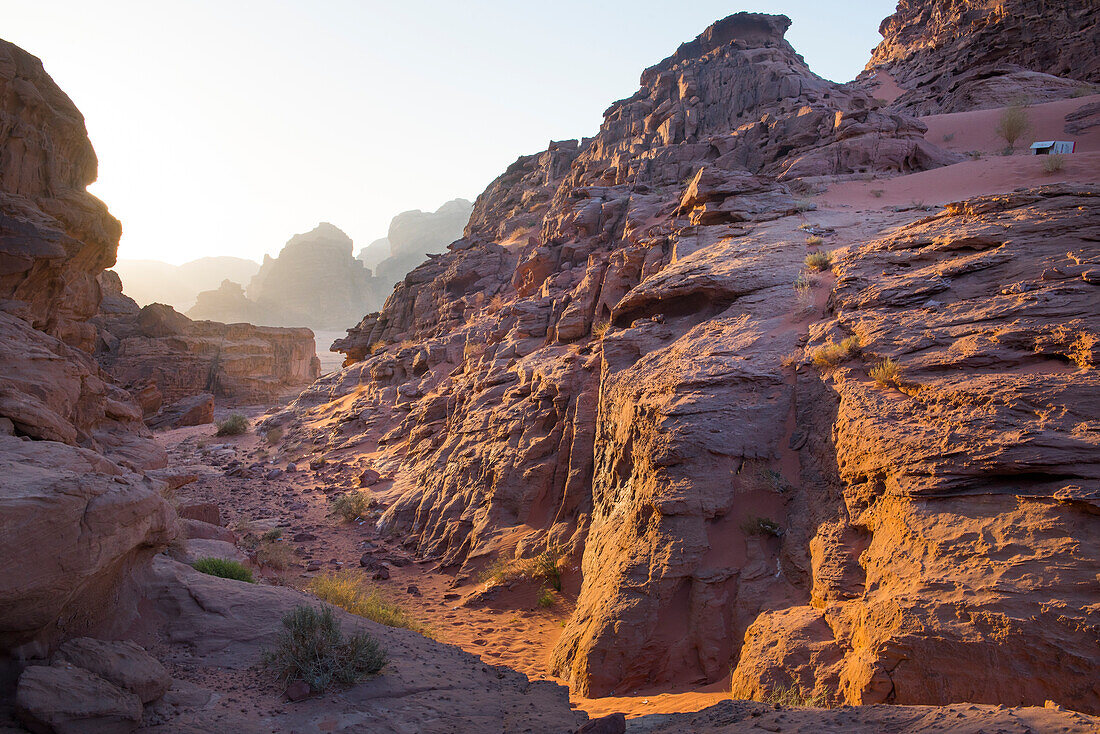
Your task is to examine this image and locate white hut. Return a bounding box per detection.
[1030,141,1075,155]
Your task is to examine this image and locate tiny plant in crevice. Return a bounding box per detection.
[591,320,611,340]
[537,587,555,609]
[1041,153,1065,174]
[329,489,376,522]
[741,515,782,537]
[810,336,860,368]
[804,251,831,272]
[869,357,901,387]
[215,413,249,436]
[191,557,254,583]
[479,548,564,592]
[262,604,386,694]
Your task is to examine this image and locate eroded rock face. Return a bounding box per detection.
[269,12,1036,705]
[864,0,1100,114]
[96,274,320,406]
[0,38,175,653]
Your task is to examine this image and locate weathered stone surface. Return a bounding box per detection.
[862,0,1099,114]
[55,637,170,703]
[0,435,176,649]
[96,277,320,405]
[146,392,214,430]
[16,663,143,734]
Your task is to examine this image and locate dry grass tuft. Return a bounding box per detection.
[215,413,249,436]
[805,235,824,247]
[1041,154,1066,174]
[803,251,831,272]
[329,490,376,522]
[480,549,563,591]
[257,536,297,570]
[869,357,901,387]
[309,571,434,638]
[810,336,860,368]
[995,104,1030,151]
[591,320,611,340]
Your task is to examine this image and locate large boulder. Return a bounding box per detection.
[15,663,143,734]
[55,637,170,704]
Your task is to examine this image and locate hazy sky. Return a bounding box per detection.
[4,1,897,264]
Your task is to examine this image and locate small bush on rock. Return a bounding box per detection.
[215,413,249,436]
[329,490,376,522]
[191,557,253,583]
[262,605,385,693]
[741,516,782,537]
[810,336,860,368]
[804,251,831,271]
[869,357,901,387]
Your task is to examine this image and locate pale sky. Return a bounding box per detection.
[3,0,897,264]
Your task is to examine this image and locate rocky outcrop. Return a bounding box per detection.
[185,278,266,324]
[863,0,1100,114]
[96,272,320,405]
[0,39,179,653]
[270,11,1082,708]
[357,199,473,310]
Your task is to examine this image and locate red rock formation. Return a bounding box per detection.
[96,273,320,406]
[0,39,175,651]
[863,0,1100,113]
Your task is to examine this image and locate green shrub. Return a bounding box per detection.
[215,413,249,436]
[1042,154,1065,174]
[309,572,433,637]
[803,251,831,272]
[741,516,782,537]
[329,490,376,522]
[537,588,555,609]
[262,605,386,693]
[191,557,253,583]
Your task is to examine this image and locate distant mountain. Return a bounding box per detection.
[112,256,260,311]
[357,198,473,308]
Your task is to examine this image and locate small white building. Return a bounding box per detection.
[1030,141,1075,155]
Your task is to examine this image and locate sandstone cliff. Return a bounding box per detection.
[0,39,175,651]
[96,271,320,407]
[863,0,1099,114]
[262,11,1099,710]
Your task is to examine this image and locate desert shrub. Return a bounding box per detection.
[329,490,376,522]
[995,104,1030,151]
[591,320,611,339]
[262,605,385,692]
[262,528,283,542]
[810,336,860,368]
[780,350,802,369]
[803,251,831,272]
[368,341,386,355]
[481,549,563,591]
[793,273,813,309]
[215,413,249,436]
[762,684,828,707]
[257,537,297,570]
[263,426,284,445]
[869,189,885,198]
[869,358,901,387]
[1042,154,1066,174]
[741,516,782,537]
[309,572,433,637]
[1070,85,1096,98]
[487,293,506,312]
[942,132,955,142]
[793,200,816,213]
[805,235,824,247]
[537,588,555,609]
[191,557,253,583]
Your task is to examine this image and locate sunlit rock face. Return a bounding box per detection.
[861,0,1100,114]
[0,38,176,651]
[266,8,1097,711]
